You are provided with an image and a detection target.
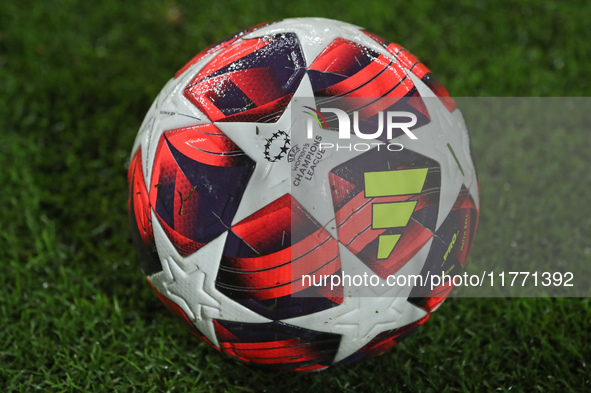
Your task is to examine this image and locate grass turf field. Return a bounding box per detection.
[1,0,590,391]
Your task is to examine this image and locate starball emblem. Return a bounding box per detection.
[263,130,290,162]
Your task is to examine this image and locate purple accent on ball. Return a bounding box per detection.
[161,135,255,243]
[216,319,341,344]
[211,80,256,116]
[204,33,306,110]
[224,288,341,320]
[129,184,162,276]
[408,207,467,305]
[154,172,177,230]
[307,70,348,91]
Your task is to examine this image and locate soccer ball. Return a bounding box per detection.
[128,17,479,371]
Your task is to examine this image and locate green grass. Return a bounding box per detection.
[1,0,590,391]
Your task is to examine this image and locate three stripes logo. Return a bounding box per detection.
[363,168,428,259]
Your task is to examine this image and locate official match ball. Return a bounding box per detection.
[128,17,479,371]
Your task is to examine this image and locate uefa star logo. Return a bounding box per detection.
[263,130,290,162]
